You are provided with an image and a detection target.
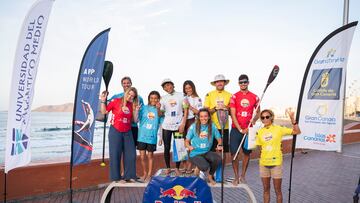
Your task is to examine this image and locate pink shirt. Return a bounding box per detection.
[106,98,133,132]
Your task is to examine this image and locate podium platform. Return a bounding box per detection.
[100,169,257,203]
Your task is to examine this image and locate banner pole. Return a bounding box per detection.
[4,173,7,203]
[343,0,349,25]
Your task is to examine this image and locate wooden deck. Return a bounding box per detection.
[8,142,360,203]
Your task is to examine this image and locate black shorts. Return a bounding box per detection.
[230,128,252,155]
[211,129,229,152]
[137,141,156,152]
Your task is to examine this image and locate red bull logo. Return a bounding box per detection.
[159,185,197,200]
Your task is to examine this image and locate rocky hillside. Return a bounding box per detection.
[33,103,73,112]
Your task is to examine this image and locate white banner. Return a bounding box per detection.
[296,22,357,151]
[5,0,54,173]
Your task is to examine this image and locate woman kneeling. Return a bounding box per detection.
[185,108,223,185]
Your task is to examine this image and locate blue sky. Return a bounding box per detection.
[0,0,359,113]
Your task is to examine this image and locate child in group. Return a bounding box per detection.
[134,91,162,182]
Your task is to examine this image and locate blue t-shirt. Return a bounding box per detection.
[186,123,221,157]
[137,105,161,144]
[109,92,144,127]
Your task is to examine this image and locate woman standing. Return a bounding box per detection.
[185,108,223,185]
[100,87,138,182]
[183,80,203,173]
[134,91,162,182]
[183,80,203,129]
[256,109,301,203]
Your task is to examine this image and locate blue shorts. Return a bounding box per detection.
[230,128,252,155]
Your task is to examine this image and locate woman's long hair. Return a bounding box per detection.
[183,80,199,97]
[123,87,138,108]
[195,108,212,140]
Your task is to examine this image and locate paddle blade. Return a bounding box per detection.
[103,61,113,89]
[216,109,229,130]
[264,65,279,91]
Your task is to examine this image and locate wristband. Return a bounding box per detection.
[101,101,106,104]
[292,122,297,125]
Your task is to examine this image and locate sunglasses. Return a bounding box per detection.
[261,115,271,120]
[239,81,249,85]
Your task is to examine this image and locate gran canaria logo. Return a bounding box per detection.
[326,48,336,58]
[316,103,328,116]
[320,72,329,87]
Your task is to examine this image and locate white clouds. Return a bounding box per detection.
[135,0,162,8]
[146,9,171,18]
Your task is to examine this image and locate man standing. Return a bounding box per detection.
[204,74,232,164]
[109,76,144,146]
[229,74,260,185]
[160,78,188,175]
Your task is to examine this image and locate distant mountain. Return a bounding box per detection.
[33,103,73,112]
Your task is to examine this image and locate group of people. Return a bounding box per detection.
[99,74,301,203]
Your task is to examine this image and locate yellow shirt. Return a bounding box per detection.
[256,125,293,166]
[204,90,232,129]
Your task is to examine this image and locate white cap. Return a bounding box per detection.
[161,78,174,87]
[210,74,230,86]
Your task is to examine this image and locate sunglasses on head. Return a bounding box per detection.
[261,115,271,120]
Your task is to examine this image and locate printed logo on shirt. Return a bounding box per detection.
[123,118,129,123]
[216,98,224,108]
[169,99,177,107]
[147,112,155,119]
[240,99,250,107]
[199,131,208,139]
[122,106,130,114]
[264,132,273,141]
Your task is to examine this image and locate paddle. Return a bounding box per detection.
[233,65,280,160]
[100,61,113,166]
[216,109,228,203]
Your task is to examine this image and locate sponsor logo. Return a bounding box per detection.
[240,99,250,107]
[320,72,329,87]
[159,185,197,200]
[325,134,336,143]
[147,112,155,119]
[263,133,273,142]
[303,133,337,144]
[11,128,29,155]
[316,103,328,116]
[327,48,336,58]
[313,48,345,64]
[199,131,208,139]
[304,103,336,125]
[169,99,177,107]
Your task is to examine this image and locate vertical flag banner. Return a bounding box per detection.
[296,22,357,151]
[5,0,54,173]
[71,28,110,165]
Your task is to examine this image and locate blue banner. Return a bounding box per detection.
[143,173,213,203]
[307,68,342,100]
[71,28,110,165]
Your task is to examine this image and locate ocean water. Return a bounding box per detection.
[0,111,112,165]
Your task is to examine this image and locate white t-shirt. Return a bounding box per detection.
[185,96,203,119]
[160,91,185,131]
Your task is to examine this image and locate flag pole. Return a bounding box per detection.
[339,0,350,153]
[343,0,349,25]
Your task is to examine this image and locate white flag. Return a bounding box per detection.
[5,0,54,173]
[296,22,357,152]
